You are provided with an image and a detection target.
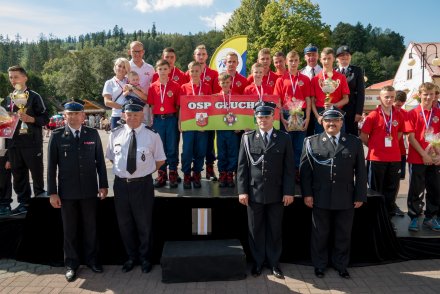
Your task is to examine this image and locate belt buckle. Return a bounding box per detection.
[126,178,135,183]
[161,114,168,119]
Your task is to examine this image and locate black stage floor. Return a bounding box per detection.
[0,180,438,267]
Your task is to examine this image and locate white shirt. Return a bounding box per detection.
[106,123,166,178]
[102,77,127,118]
[129,60,155,125]
[326,132,341,145]
[68,125,82,138]
[301,65,322,80]
[259,128,274,144]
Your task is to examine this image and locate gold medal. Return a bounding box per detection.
[160,106,165,112]
[387,135,393,140]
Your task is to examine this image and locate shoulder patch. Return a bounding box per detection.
[111,125,124,132]
[145,126,158,133]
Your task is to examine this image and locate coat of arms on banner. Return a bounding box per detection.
[196,113,208,127]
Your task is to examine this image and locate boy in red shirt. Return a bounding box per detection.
[273,51,287,77]
[152,47,189,86]
[311,47,350,134]
[406,82,440,232]
[179,62,212,189]
[243,63,274,97]
[247,48,279,87]
[147,60,181,188]
[274,50,311,176]
[360,86,405,216]
[213,52,248,94]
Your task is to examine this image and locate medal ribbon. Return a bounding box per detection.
[421,106,433,131]
[171,67,176,80]
[266,71,271,85]
[288,73,299,98]
[380,106,393,136]
[191,81,202,96]
[222,91,231,112]
[159,82,168,107]
[255,84,264,102]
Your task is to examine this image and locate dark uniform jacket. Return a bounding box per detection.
[299,132,367,210]
[47,125,108,200]
[237,129,295,204]
[4,89,50,148]
[336,65,365,117]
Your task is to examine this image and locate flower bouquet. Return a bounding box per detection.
[424,131,440,164]
[0,98,19,138]
[286,98,305,131]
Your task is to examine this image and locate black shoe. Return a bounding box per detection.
[87,264,103,273]
[0,206,11,216]
[122,260,135,273]
[11,204,27,216]
[394,206,405,217]
[65,268,77,282]
[314,268,325,278]
[251,264,262,277]
[271,266,284,279]
[338,269,350,279]
[177,176,182,183]
[141,260,152,273]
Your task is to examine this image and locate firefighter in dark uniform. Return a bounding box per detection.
[237,101,295,280]
[47,99,108,282]
[106,100,166,274]
[5,65,50,215]
[300,106,367,279]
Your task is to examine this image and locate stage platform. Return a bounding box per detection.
[0,180,438,268]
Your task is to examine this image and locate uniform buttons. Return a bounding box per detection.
[332,180,336,183]
[333,165,336,167]
[264,170,268,173]
[333,173,336,176]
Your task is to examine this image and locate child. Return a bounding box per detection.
[147,60,181,188]
[274,50,311,178]
[244,63,274,98]
[311,47,350,134]
[123,71,147,101]
[247,48,279,87]
[216,73,239,187]
[360,86,405,216]
[152,47,189,86]
[273,51,287,77]
[179,62,212,189]
[213,52,248,94]
[406,82,440,232]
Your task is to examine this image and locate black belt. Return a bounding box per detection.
[115,174,152,183]
[154,113,176,119]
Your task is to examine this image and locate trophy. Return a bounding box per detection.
[318,71,340,108]
[10,84,29,134]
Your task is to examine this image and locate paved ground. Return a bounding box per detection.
[1,259,440,293]
[3,130,438,293]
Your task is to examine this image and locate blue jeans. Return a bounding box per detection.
[181,131,208,174]
[110,116,121,129]
[216,130,238,172]
[153,115,178,171]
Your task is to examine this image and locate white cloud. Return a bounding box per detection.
[200,12,232,30]
[134,0,213,12]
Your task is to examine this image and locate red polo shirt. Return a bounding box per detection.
[311,70,350,107]
[274,72,311,110]
[213,71,248,94]
[406,105,440,164]
[361,106,405,162]
[186,66,219,92]
[152,66,189,87]
[247,71,279,88]
[243,83,274,96]
[179,82,212,106]
[147,80,180,114]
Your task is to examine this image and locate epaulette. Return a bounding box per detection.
[145,126,158,133]
[306,134,319,139]
[111,124,124,132]
[52,126,64,133]
[244,130,256,135]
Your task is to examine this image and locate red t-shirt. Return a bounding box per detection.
[186,66,219,92]
[361,106,405,162]
[179,82,213,106]
[152,66,189,87]
[243,83,274,96]
[311,70,350,107]
[406,105,440,164]
[274,72,311,109]
[147,80,180,114]
[213,72,248,94]
[247,71,279,88]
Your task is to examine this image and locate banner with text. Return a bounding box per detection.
[180,95,280,131]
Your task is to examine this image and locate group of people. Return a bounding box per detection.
[1,39,439,283]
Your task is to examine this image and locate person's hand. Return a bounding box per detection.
[50,194,62,208]
[99,188,108,200]
[5,161,11,170]
[324,102,333,109]
[18,113,35,123]
[283,195,294,206]
[354,114,362,122]
[354,201,363,208]
[422,152,434,165]
[302,117,310,131]
[239,194,249,206]
[304,196,313,208]
[316,115,323,125]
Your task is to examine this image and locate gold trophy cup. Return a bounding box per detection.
[318,72,340,109]
[10,84,29,134]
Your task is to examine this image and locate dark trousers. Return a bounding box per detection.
[114,175,154,262]
[181,131,208,174]
[8,147,45,205]
[61,198,98,269]
[311,207,355,271]
[0,156,12,206]
[344,112,359,136]
[367,161,401,213]
[407,164,440,219]
[247,201,284,267]
[205,131,216,164]
[216,130,238,172]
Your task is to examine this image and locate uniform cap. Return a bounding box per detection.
[304,43,318,54]
[336,45,351,57]
[319,106,345,119]
[122,97,145,113]
[62,99,85,112]
[254,101,276,116]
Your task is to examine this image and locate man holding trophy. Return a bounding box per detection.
[3,65,49,215]
[311,47,350,134]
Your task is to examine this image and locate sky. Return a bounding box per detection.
[0,0,437,45]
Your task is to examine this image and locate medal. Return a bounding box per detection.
[159,82,167,112]
[380,106,393,141]
[387,135,393,141]
[160,106,164,112]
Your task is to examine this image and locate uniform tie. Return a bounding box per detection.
[311,67,316,78]
[341,68,346,75]
[127,129,137,174]
[74,130,80,142]
[331,135,338,150]
[263,132,269,146]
